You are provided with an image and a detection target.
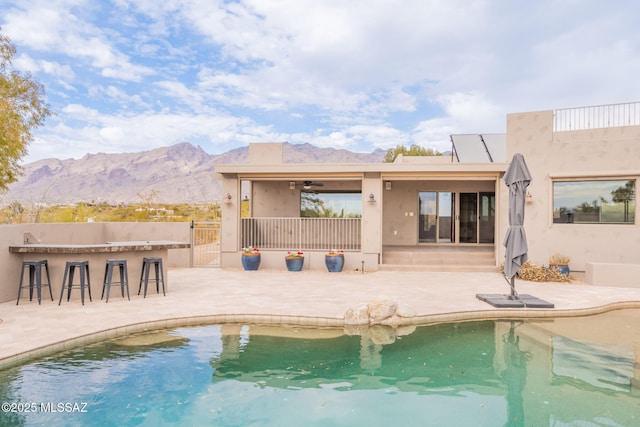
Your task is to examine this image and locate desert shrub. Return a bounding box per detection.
[501,261,571,283]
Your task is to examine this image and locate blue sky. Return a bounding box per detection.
[3,0,640,162]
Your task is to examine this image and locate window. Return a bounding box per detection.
[553,180,635,224]
[301,192,362,218]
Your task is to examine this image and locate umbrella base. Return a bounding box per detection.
[476,293,554,308]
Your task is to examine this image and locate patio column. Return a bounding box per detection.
[362,172,382,270]
[220,173,241,268]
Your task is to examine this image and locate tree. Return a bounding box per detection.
[0,29,52,192]
[611,180,635,222]
[383,144,441,162]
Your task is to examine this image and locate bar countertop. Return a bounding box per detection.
[9,240,190,254]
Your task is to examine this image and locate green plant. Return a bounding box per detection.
[242,247,260,255]
[286,250,304,258]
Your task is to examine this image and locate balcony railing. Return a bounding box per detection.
[554,101,640,131]
[241,217,361,251]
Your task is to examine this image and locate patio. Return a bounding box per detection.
[2,268,640,369]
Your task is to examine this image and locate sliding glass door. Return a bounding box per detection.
[419,192,454,243]
[460,192,495,244]
[419,191,495,244]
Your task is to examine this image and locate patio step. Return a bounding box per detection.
[378,263,499,272]
[381,245,497,272]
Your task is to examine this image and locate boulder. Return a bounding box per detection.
[344,303,370,325]
[367,299,398,322]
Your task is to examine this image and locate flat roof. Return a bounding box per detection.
[215,161,509,178]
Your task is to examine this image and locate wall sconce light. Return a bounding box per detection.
[368,193,376,203]
[289,181,296,190]
[242,194,250,202]
[526,191,532,202]
[223,193,232,203]
[385,181,392,190]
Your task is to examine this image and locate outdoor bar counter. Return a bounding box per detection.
[9,240,190,302]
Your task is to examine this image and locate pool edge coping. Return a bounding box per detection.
[2,300,640,370]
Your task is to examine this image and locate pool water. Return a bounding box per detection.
[1,310,639,426]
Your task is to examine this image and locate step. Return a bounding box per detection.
[378,264,499,273]
[383,252,494,265]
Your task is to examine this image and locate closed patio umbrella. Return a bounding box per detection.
[477,153,552,308]
[503,153,532,299]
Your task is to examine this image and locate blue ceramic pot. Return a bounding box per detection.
[551,264,570,275]
[325,254,344,272]
[241,254,261,270]
[285,257,304,271]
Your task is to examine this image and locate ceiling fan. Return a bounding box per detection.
[303,180,323,189]
[302,180,324,190]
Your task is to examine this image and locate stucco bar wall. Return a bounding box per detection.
[505,110,640,271]
[0,222,191,304]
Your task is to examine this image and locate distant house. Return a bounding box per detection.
[215,102,639,275]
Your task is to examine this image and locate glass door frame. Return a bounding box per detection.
[418,191,495,244]
[418,191,454,243]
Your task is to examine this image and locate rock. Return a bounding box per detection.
[344,303,370,325]
[367,300,397,322]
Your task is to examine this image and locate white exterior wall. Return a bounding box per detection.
[382,179,497,245]
[505,110,640,271]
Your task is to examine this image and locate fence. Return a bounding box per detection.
[190,221,221,267]
[241,217,361,251]
[554,101,640,131]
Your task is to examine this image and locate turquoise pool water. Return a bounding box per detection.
[1,310,639,426]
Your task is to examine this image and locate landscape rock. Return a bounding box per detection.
[344,303,370,325]
[367,299,397,322]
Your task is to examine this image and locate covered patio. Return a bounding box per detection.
[215,142,508,271]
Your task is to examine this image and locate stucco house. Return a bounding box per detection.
[215,102,639,281]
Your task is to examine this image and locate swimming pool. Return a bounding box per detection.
[1,310,639,426]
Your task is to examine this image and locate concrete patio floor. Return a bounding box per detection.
[2,268,640,369]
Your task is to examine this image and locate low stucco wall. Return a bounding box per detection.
[0,222,191,304]
[586,262,640,288]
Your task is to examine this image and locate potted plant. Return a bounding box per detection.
[284,250,304,271]
[549,253,570,275]
[325,249,345,272]
[241,247,261,270]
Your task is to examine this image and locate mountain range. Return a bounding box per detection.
[2,142,385,205]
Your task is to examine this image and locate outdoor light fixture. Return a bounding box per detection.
[385,181,392,190]
[223,193,232,203]
[368,193,376,203]
[242,194,250,202]
[289,181,296,190]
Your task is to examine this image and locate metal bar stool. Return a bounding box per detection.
[138,257,166,297]
[58,261,92,305]
[17,260,54,305]
[101,259,130,303]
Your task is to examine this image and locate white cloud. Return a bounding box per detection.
[6,0,640,163]
[3,1,154,82]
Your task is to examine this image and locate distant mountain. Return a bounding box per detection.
[2,142,386,204]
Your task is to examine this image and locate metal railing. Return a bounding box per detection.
[554,101,640,131]
[241,217,361,251]
[190,221,221,267]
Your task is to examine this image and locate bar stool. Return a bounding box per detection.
[101,259,130,303]
[138,257,166,297]
[58,261,92,305]
[17,260,54,305]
